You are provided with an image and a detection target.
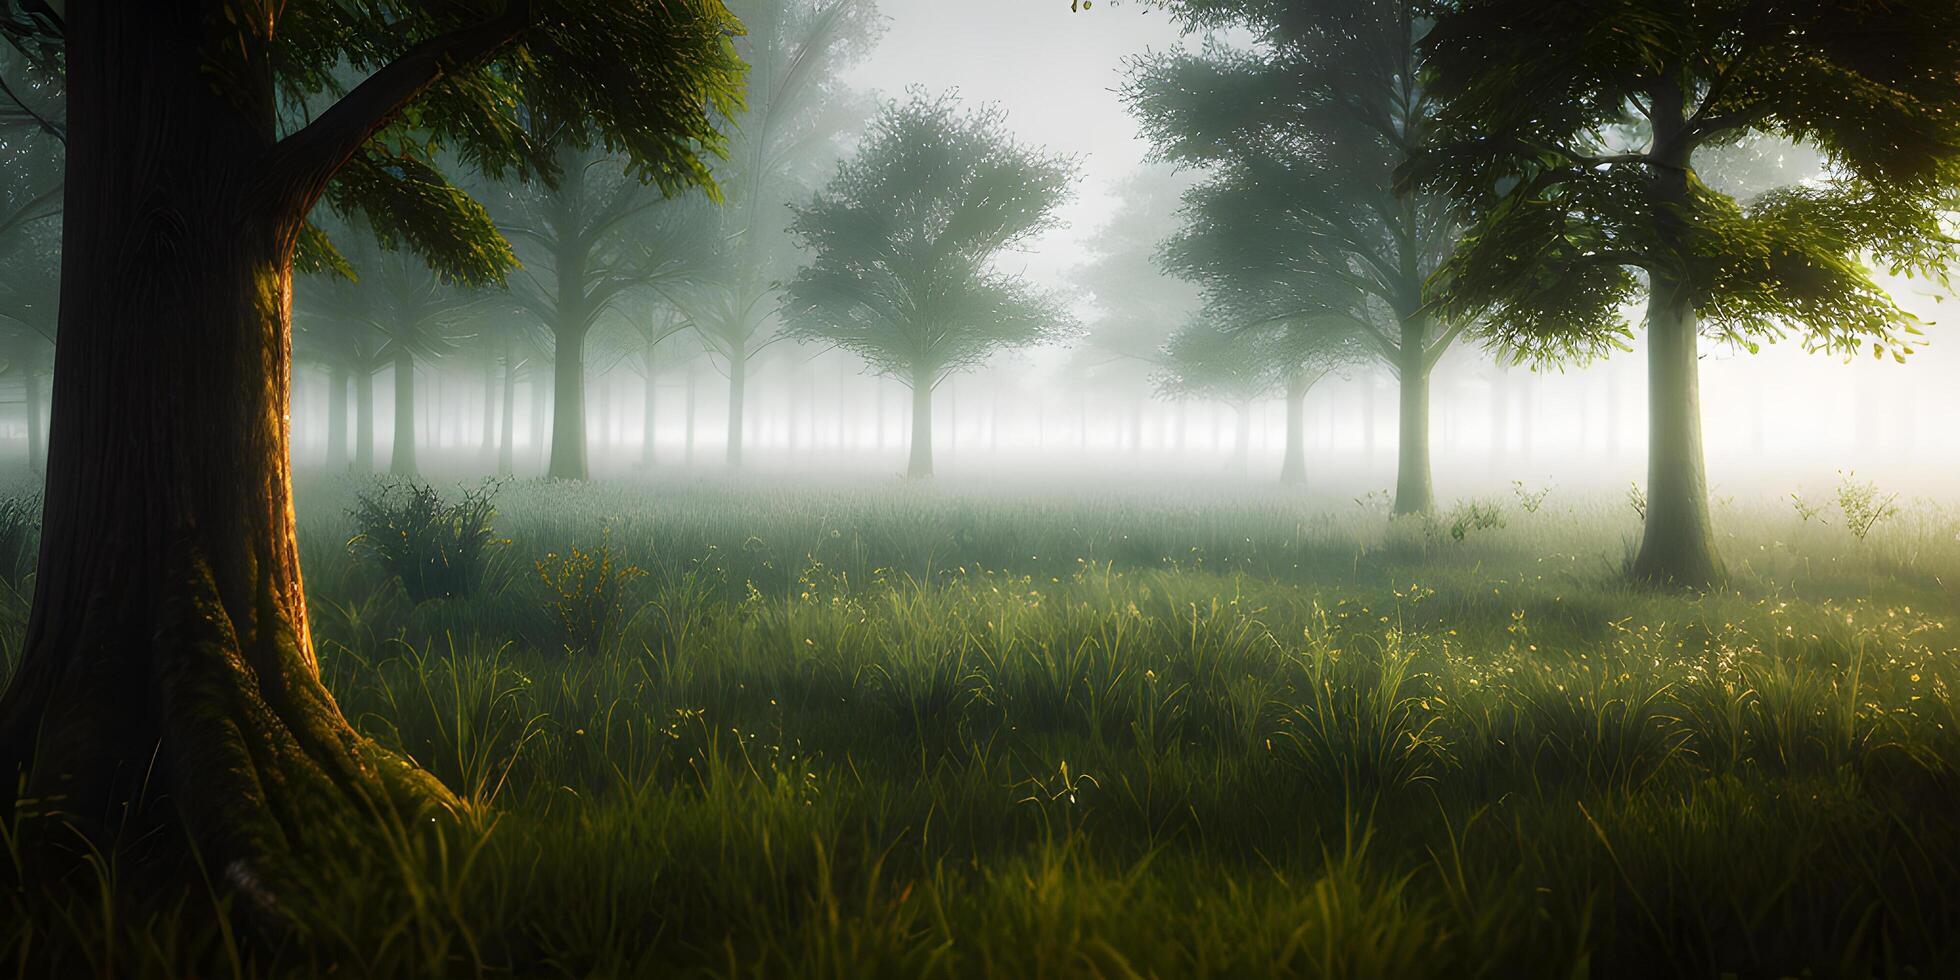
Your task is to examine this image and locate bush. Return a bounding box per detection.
[348,479,503,604]
[536,531,646,656]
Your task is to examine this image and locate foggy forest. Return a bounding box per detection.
[4,0,1960,976]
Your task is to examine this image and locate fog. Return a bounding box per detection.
[255,0,1960,501]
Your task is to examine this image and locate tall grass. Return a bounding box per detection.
[5,475,1960,977]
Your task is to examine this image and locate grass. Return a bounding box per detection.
[7,474,1960,977]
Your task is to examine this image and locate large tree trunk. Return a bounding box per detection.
[326,363,349,471]
[1631,279,1722,585]
[1631,79,1722,587]
[1280,370,1309,487]
[547,326,588,480]
[907,373,934,479]
[726,347,747,466]
[1392,337,1435,515]
[389,348,417,476]
[0,3,450,915]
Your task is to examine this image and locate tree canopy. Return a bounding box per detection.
[1128,0,1468,513]
[1417,0,1960,363]
[782,91,1077,389]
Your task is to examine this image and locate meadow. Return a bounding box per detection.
[6,473,1960,978]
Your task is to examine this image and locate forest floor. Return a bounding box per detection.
[7,474,1960,978]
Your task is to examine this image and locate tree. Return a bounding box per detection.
[1157,315,1361,484]
[1417,0,1960,585]
[593,294,703,467]
[671,0,878,466]
[1068,165,1204,453]
[0,0,744,915]
[296,226,483,477]
[782,91,1077,479]
[1129,0,1469,515]
[495,140,720,480]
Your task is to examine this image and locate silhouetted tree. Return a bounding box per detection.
[1158,315,1362,485]
[783,92,1077,478]
[495,140,721,480]
[1130,0,1468,514]
[297,225,482,477]
[1417,0,1960,584]
[671,0,878,466]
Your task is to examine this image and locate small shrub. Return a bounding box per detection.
[349,479,503,604]
[1445,500,1506,543]
[1835,470,1898,543]
[1353,489,1393,514]
[536,532,647,656]
[1510,480,1551,514]
[1789,491,1827,524]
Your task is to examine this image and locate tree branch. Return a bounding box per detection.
[260,0,532,222]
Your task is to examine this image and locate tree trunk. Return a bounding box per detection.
[547,327,588,480]
[497,337,516,477]
[1631,77,1722,587]
[326,363,348,471]
[389,348,417,476]
[907,373,934,479]
[1393,340,1435,515]
[0,2,449,913]
[1631,278,1722,585]
[726,347,747,466]
[479,350,496,457]
[1280,370,1309,487]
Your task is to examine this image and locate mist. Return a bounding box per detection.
[261,0,1959,499]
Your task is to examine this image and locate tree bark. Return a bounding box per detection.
[1280,370,1309,487]
[725,347,747,466]
[1392,333,1435,515]
[907,373,935,479]
[389,348,417,476]
[326,363,349,471]
[546,326,588,480]
[0,1,452,917]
